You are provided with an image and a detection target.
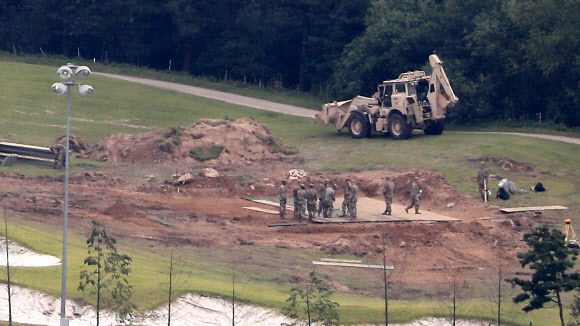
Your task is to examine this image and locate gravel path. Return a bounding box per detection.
[456,131,580,145]
[96,72,578,145]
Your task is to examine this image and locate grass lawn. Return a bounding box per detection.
[0,217,564,326]
[0,59,578,325]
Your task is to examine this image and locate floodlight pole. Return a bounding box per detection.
[60,81,73,326]
[53,63,92,326]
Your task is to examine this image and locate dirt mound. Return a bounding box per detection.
[84,117,298,166]
[101,199,145,220]
[477,156,535,173]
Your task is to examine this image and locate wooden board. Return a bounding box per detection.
[313,261,394,270]
[242,198,294,211]
[146,215,172,227]
[321,258,362,264]
[243,206,279,214]
[268,222,308,227]
[500,205,568,213]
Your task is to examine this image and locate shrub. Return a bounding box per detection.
[282,146,299,155]
[163,126,182,138]
[159,141,174,153]
[189,144,225,161]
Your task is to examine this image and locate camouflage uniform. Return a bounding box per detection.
[292,186,300,219]
[405,180,421,214]
[382,179,394,215]
[278,181,287,219]
[348,182,358,218]
[50,143,66,169]
[340,179,353,217]
[296,185,308,220]
[477,164,489,201]
[323,186,335,218]
[316,180,328,216]
[306,184,318,220]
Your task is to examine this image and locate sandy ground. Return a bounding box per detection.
[0,284,492,326]
[0,238,60,267]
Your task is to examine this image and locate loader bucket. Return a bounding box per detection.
[317,96,376,130]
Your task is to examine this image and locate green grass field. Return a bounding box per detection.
[0,58,579,325]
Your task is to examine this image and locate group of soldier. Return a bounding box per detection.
[278,178,339,221]
[278,174,424,221]
[277,164,491,222]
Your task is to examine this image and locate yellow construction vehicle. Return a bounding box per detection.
[562,219,579,248]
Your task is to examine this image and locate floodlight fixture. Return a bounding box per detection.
[75,66,91,79]
[51,83,68,96]
[78,84,94,97]
[57,66,73,80]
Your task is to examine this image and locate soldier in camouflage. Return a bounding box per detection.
[323,183,336,218]
[316,179,329,217]
[405,176,422,214]
[477,162,489,201]
[348,180,358,219]
[382,176,394,215]
[306,183,318,221]
[50,143,66,169]
[292,184,300,219]
[339,178,353,217]
[297,184,308,220]
[278,180,287,219]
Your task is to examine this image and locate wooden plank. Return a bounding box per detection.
[268,222,308,227]
[321,258,362,264]
[243,206,279,214]
[500,205,568,213]
[313,261,394,270]
[242,198,294,211]
[146,215,172,227]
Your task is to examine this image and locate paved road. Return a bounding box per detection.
[96,72,579,145]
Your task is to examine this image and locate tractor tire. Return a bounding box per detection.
[424,120,445,135]
[388,113,412,140]
[349,113,371,139]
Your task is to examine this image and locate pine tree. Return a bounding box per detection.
[507,225,580,326]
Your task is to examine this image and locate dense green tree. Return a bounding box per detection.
[283,271,339,326]
[79,220,135,325]
[506,225,580,326]
[0,0,578,126]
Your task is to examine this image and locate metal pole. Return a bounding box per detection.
[59,83,72,326]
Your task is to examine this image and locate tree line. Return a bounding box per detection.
[0,0,578,126]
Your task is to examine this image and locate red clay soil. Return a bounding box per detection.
[0,119,550,296]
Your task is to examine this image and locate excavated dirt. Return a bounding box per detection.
[0,119,549,298]
[477,156,536,174]
[84,117,300,167]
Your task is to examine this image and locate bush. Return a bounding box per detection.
[159,141,174,153]
[163,126,182,138]
[189,144,225,161]
[282,146,299,155]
